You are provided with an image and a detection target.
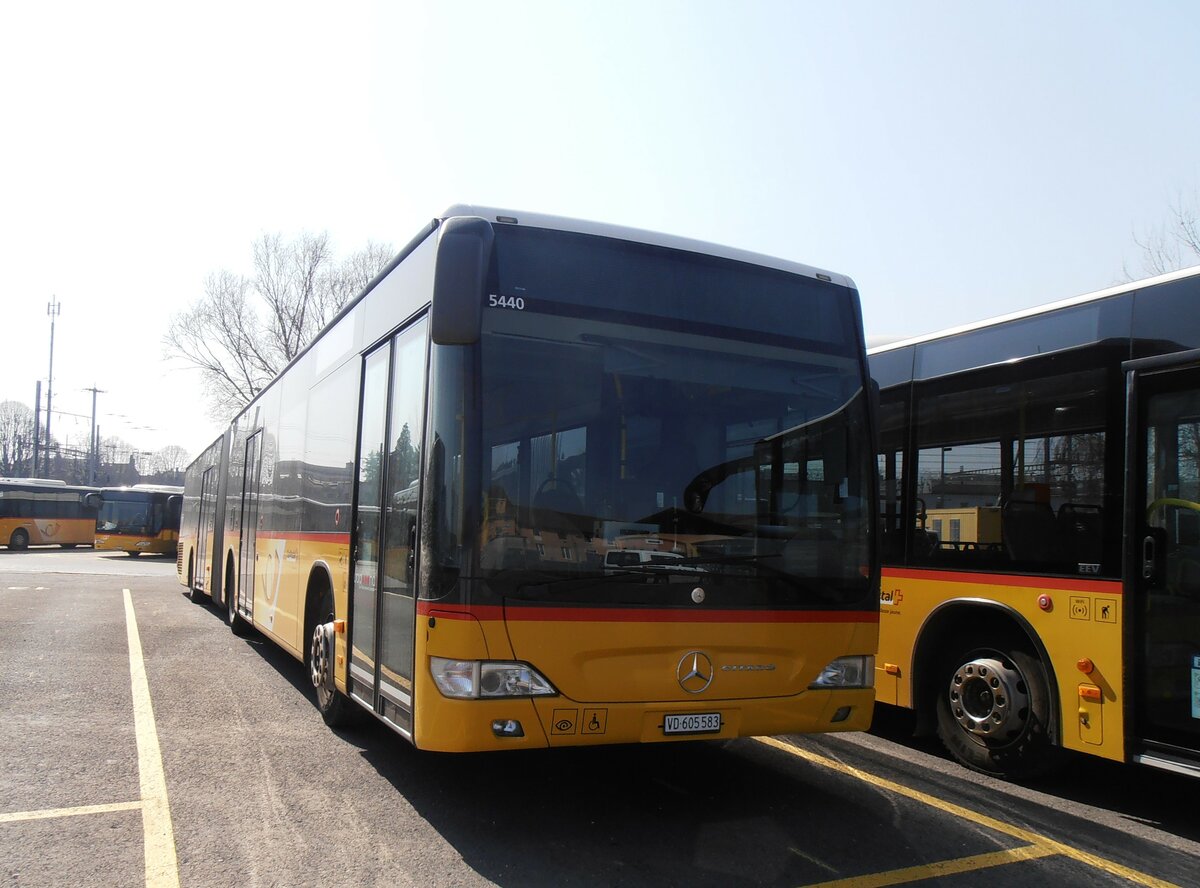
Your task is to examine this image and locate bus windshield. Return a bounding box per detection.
[477,226,873,610]
[98,498,163,535]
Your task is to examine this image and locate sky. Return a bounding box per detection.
[3,1,1199,463]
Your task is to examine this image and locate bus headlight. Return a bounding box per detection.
[809,655,875,689]
[430,657,557,699]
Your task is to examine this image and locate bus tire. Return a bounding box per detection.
[226,585,250,633]
[935,636,1058,781]
[189,580,208,605]
[9,529,29,550]
[309,588,353,728]
[127,550,141,557]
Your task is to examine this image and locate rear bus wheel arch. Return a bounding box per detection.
[913,600,1061,779]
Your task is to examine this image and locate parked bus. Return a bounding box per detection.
[179,206,878,752]
[91,485,184,556]
[0,478,98,549]
[870,265,1200,780]
[178,435,229,604]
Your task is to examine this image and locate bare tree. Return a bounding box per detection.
[1128,188,1200,278]
[165,233,394,417]
[149,444,190,475]
[0,401,35,476]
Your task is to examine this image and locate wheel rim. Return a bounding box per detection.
[311,620,334,706]
[947,655,1030,740]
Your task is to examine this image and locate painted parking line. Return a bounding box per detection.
[1,589,181,887]
[806,844,1058,888]
[123,587,181,888]
[757,736,1180,888]
[0,800,142,824]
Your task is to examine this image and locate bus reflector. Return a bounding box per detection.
[1078,684,1102,702]
[1076,657,1094,674]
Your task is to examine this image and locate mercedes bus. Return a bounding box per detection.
[179,206,879,752]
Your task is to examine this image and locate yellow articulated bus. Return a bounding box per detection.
[179,206,878,752]
[870,265,1200,780]
[0,478,98,549]
[90,485,183,556]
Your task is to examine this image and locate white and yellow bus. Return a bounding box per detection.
[871,265,1200,780]
[179,206,879,752]
[0,478,97,549]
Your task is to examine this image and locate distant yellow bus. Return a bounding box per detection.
[91,485,183,556]
[180,206,879,752]
[870,265,1200,780]
[0,478,98,549]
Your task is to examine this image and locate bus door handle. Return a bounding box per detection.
[1142,530,1166,582]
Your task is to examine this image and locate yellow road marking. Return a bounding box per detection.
[804,844,1057,888]
[0,800,142,824]
[124,588,181,888]
[757,736,1181,888]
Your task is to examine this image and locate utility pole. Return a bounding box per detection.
[85,385,105,485]
[45,298,61,476]
[32,381,42,477]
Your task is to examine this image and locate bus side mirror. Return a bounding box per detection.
[431,216,495,345]
[84,492,101,509]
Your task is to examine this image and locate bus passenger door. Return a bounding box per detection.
[195,468,213,592]
[237,431,263,624]
[347,318,428,736]
[1128,353,1200,766]
[348,346,390,712]
[376,318,428,736]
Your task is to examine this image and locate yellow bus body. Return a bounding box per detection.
[877,567,1124,762]
[0,517,94,548]
[95,529,179,556]
[252,533,876,752]
[413,609,876,752]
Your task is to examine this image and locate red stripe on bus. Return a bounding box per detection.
[419,601,878,624]
[882,567,1122,595]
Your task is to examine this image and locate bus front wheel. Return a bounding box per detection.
[9,529,29,550]
[309,589,354,728]
[935,636,1058,780]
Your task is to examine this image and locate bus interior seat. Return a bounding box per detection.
[1002,485,1057,563]
[1057,502,1103,566]
[531,480,588,535]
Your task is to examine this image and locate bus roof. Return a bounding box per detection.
[442,205,857,290]
[100,485,184,495]
[869,264,1200,355]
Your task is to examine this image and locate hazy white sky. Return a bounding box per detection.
[2,1,1198,461]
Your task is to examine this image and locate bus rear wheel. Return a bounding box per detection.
[935,637,1058,780]
[9,529,29,550]
[309,589,353,728]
